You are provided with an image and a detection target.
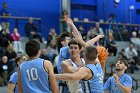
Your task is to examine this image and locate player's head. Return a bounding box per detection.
[68,39,82,57]
[15,55,27,66]
[115,58,128,71]
[56,32,71,49]
[83,46,98,63]
[25,40,40,57]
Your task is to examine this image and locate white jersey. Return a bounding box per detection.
[67,58,85,93]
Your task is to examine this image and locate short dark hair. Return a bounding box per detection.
[116,58,128,66]
[15,56,24,63]
[84,46,97,61]
[59,32,71,42]
[56,32,71,51]
[25,40,40,57]
[68,39,82,49]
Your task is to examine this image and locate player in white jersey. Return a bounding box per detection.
[62,39,85,93]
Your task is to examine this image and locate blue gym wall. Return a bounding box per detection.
[71,0,140,24]
[0,0,60,38]
[0,0,139,38]
[135,1,140,24]
[71,0,97,21]
[97,0,136,24]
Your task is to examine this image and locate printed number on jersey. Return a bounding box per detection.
[26,68,38,81]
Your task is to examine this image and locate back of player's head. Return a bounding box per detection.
[68,38,82,49]
[59,32,71,42]
[56,32,71,50]
[15,55,27,66]
[25,40,40,57]
[116,58,128,67]
[84,46,97,61]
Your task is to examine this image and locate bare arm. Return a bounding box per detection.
[64,15,78,32]
[44,60,59,93]
[55,67,89,81]
[64,16,104,47]
[113,74,131,93]
[62,60,80,73]
[17,67,22,93]
[7,83,15,93]
[86,35,104,46]
[72,30,104,47]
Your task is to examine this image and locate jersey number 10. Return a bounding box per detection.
[26,68,38,81]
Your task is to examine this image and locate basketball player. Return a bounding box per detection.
[56,32,71,74]
[61,39,84,93]
[56,46,104,93]
[8,55,27,93]
[18,40,58,93]
[56,32,71,93]
[104,58,132,93]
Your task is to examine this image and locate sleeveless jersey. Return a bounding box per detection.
[19,58,51,93]
[83,63,104,93]
[67,58,85,93]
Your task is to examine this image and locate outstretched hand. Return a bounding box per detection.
[86,35,104,46]
[72,31,86,47]
[64,15,73,25]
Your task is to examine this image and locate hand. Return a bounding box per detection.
[96,35,104,39]
[85,35,104,46]
[64,15,73,25]
[72,31,86,47]
[113,74,119,84]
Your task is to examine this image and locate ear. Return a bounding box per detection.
[79,47,83,52]
[38,50,41,56]
[124,65,127,70]
[61,41,65,45]
[82,52,86,59]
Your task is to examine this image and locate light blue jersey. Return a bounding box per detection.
[57,47,70,74]
[19,58,51,93]
[83,63,104,93]
[104,73,132,93]
[9,72,18,93]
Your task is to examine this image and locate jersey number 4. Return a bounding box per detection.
[26,68,38,81]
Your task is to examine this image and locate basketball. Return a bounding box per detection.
[97,46,109,64]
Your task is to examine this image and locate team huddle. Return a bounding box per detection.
[8,16,132,93]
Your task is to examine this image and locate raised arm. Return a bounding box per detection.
[113,74,132,93]
[64,16,104,47]
[64,15,78,33]
[86,35,104,46]
[72,30,104,47]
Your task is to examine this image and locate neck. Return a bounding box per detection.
[116,71,124,76]
[86,60,96,65]
[71,55,81,63]
[29,56,38,60]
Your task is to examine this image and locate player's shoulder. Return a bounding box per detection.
[10,72,18,78]
[62,59,71,66]
[124,74,132,80]
[44,60,52,65]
